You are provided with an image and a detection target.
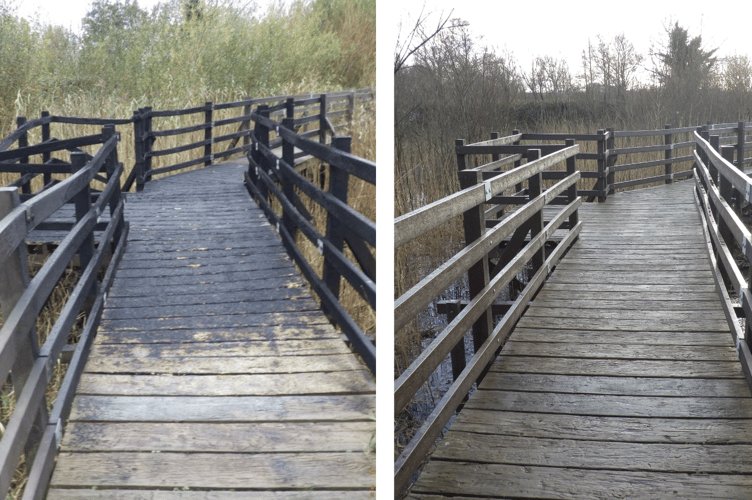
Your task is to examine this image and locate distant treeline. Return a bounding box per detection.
[395,20,752,215]
[0,0,375,133]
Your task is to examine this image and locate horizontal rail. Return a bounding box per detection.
[394,145,579,248]
[395,200,582,495]
[245,106,375,374]
[394,171,580,332]
[692,133,752,392]
[0,127,126,499]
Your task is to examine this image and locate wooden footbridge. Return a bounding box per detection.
[0,90,375,499]
[395,124,752,498]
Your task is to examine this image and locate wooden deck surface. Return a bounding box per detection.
[408,180,752,499]
[46,159,375,499]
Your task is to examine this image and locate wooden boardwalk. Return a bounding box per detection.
[408,180,752,499]
[46,159,376,499]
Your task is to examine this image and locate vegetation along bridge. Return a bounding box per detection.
[395,123,752,498]
[0,89,375,498]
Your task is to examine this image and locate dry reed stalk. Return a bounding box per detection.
[0,260,82,499]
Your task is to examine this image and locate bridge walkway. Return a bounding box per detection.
[45,158,376,499]
[408,180,752,499]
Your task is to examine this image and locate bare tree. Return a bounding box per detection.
[394,6,467,74]
[523,55,573,101]
[723,55,752,119]
[580,38,598,101]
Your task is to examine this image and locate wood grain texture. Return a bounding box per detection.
[409,180,752,499]
[50,451,375,489]
[50,160,374,497]
[48,491,374,500]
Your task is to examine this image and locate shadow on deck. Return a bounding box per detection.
[46,159,376,498]
[407,180,752,499]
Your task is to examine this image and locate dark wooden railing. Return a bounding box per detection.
[245,101,376,374]
[492,126,699,203]
[125,89,373,191]
[394,137,582,495]
[0,126,127,500]
[693,123,752,392]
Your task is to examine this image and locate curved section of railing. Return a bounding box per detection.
[0,127,127,499]
[127,88,374,191]
[394,138,581,496]
[244,106,376,374]
[693,127,752,391]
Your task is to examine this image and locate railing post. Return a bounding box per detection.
[347,90,355,130]
[281,117,297,237]
[204,101,213,167]
[286,97,295,121]
[719,145,736,248]
[250,105,270,200]
[606,127,615,195]
[0,187,47,465]
[319,93,327,144]
[734,121,746,212]
[323,135,351,299]
[242,98,252,149]
[709,135,721,189]
[596,129,607,202]
[16,117,30,195]
[41,111,51,185]
[512,129,523,193]
[456,138,492,354]
[133,108,146,192]
[528,149,545,272]
[71,152,95,273]
[664,124,673,184]
[102,125,123,241]
[143,107,154,186]
[447,305,466,381]
[566,138,579,233]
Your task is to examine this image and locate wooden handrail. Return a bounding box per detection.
[245,104,376,375]
[395,145,579,248]
[394,138,582,495]
[0,127,127,499]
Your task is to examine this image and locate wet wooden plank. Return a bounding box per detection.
[61,421,375,453]
[84,354,363,375]
[68,393,374,424]
[511,328,734,345]
[409,463,752,499]
[77,371,373,395]
[500,341,738,361]
[450,411,752,443]
[478,373,751,397]
[463,391,752,418]
[515,316,730,332]
[432,431,752,473]
[48,490,371,500]
[49,451,375,489]
[490,357,744,378]
[94,324,339,344]
[88,339,353,358]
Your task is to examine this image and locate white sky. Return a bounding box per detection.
[396,0,752,82]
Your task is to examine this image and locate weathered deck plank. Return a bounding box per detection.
[408,180,752,499]
[48,159,375,498]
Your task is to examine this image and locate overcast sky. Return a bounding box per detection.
[396,0,752,81]
[11,0,275,31]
